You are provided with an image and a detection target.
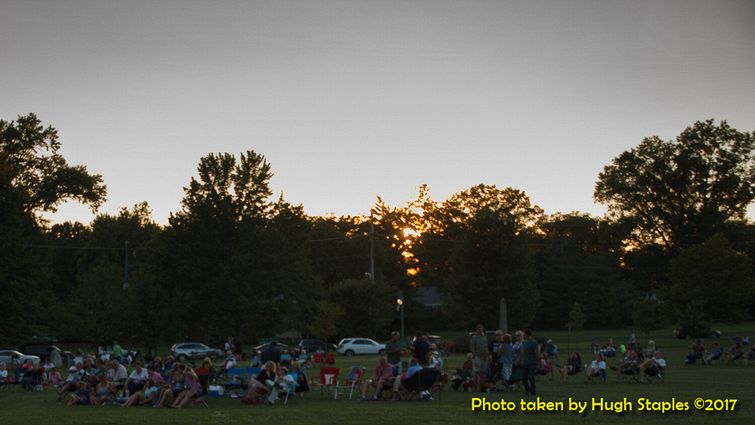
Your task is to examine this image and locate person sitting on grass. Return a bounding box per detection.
[171,366,203,409]
[639,351,666,381]
[91,374,117,405]
[58,363,85,400]
[361,355,395,400]
[45,366,62,388]
[745,345,755,366]
[685,339,705,365]
[291,362,309,396]
[154,364,186,408]
[267,366,295,405]
[147,364,165,386]
[560,352,582,383]
[0,362,8,388]
[122,378,160,407]
[66,381,92,406]
[586,353,606,382]
[614,348,639,378]
[725,339,744,365]
[703,342,723,365]
[107,360,128,394]
[241,361,275,404]
[125,361,149,395]
[451,353,473,391]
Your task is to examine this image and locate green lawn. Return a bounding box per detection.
[1,324,754,425]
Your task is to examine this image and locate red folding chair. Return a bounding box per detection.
[313,367,340,399]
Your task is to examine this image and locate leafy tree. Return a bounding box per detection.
[535,213,631,328]
[631,299,662,337]
[595,119,754,249]
[307,301,343,341]
[444,208,541,329]
[0,113,106,221]
[329,278,395,338]
[567,302,585,332]
[664,234,754,322]
[0,161,50,344]
[158,151,317,342]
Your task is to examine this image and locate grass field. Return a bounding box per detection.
[1,324,754,425]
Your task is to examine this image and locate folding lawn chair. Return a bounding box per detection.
[313,366,340,399]
[336,366,364,400]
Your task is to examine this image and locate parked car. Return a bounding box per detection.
[0,350,40,366]
[170,342,224,361]
[18,343,66,366]
[336,338,386,356]
[298,339,336,353]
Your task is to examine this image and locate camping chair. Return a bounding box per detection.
[644,365,665,383]
[313,366,340,399]
[399,369,442,401]
[224,367,248,397]
[336,366,364,400]
[282,371,300,405]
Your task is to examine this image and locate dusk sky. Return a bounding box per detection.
[2,0,753,224]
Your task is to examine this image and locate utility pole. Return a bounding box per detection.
[123,240,129,289]
[369,212,375,283]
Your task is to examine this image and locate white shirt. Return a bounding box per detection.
[0,370,8,379]
[590,360,606,370]
[108,364,128,382]
[129,368,149,383]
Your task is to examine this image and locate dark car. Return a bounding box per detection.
[298,339,336,353]
[18,342,66,366]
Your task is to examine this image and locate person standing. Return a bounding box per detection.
[384,331,403,375]
[521,329,539,396]
[113,342,123,364]
[469,324,488,392]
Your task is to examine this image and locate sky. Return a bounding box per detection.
[1,0,754,224]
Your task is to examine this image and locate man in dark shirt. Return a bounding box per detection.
[261,341,281,364]
[412,332,430,366]
[521,329,539,396]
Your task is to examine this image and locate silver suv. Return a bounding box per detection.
[170,342,224,361]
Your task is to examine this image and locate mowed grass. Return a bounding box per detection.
[1,324,754,425]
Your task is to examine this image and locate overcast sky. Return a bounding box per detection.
[2,0,753,224]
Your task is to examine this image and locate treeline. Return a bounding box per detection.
[1,114,754,348]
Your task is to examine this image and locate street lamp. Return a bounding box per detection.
[396,290,405,347]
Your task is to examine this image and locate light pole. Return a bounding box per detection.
[396,290,405,347]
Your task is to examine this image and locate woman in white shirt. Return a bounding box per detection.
[586,354,606,382]
[126,361,149,394]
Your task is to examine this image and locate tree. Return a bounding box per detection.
[0,113,106,344]
[567,302,585,332]
[534,213,631,328]
[664,234,754,322]
[158,150,317,342]
[0,113,106,221]
[329,278,395,338]
[595,119,754,249]
[307,301,343,341]
[631,299,662,337]
[443,205,542,329]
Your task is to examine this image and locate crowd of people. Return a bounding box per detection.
[2,328,753,406]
